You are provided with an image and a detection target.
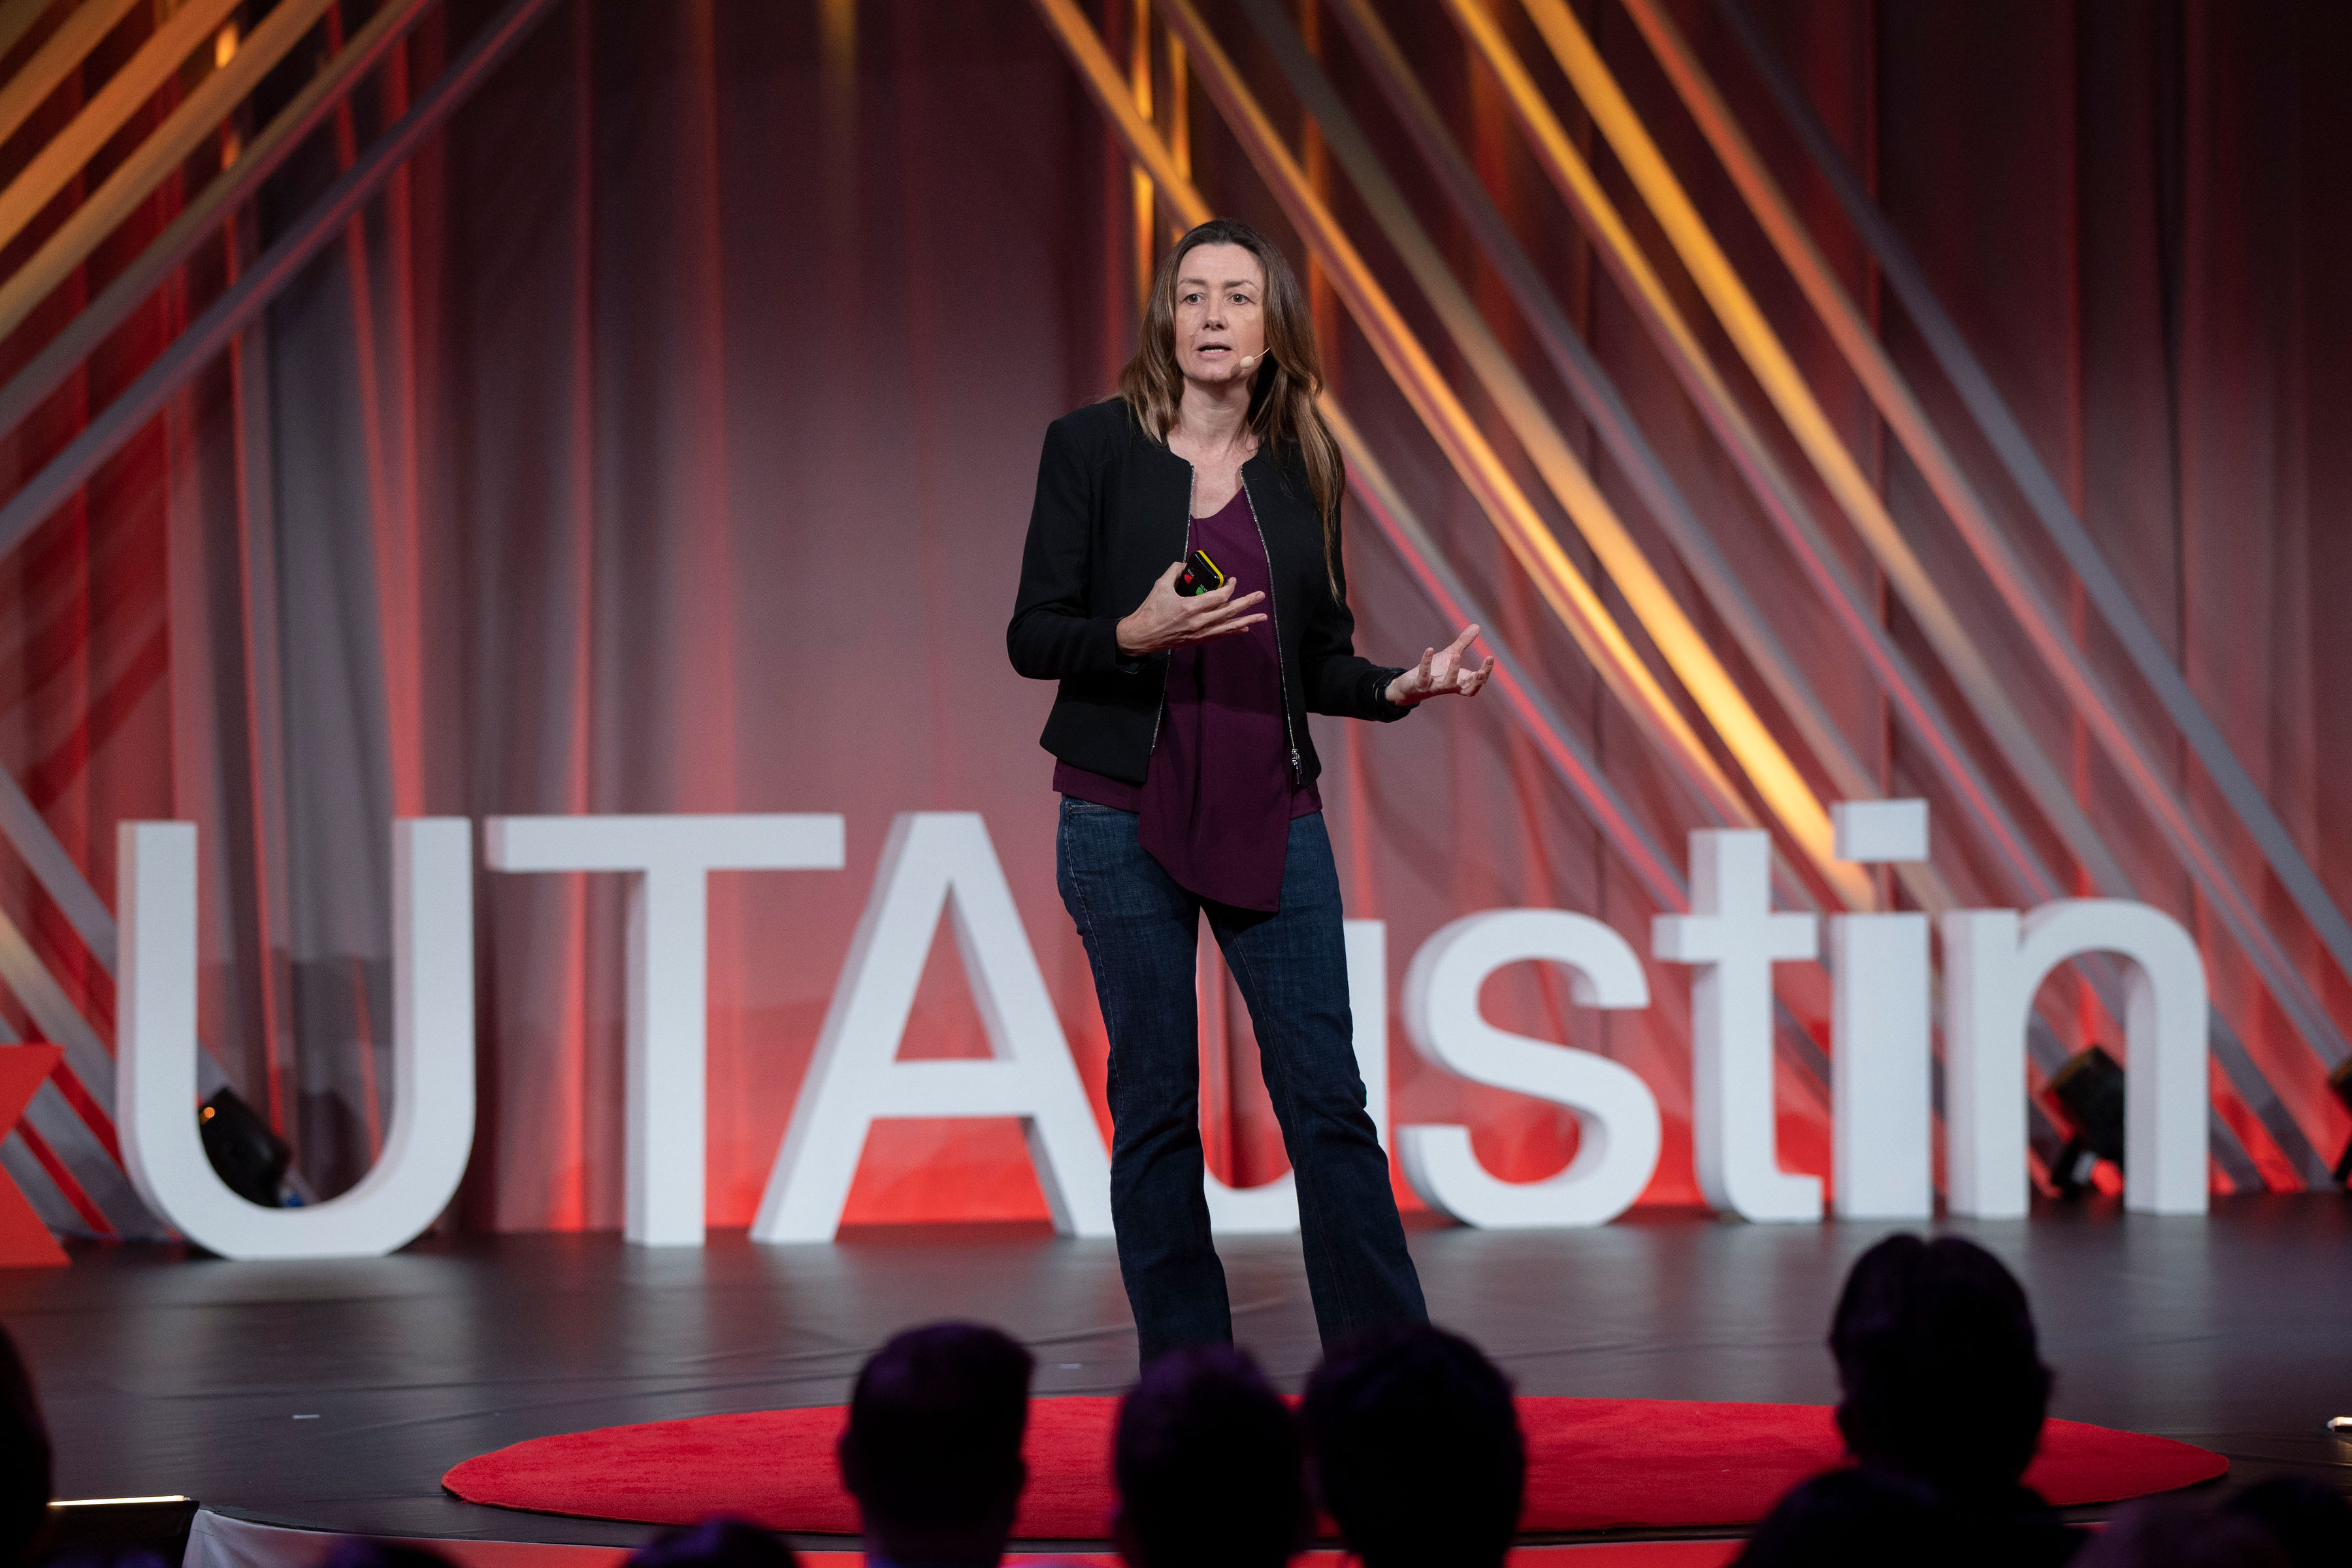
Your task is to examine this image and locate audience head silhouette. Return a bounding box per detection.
[1831,1234,2051,1498]
[2074,1494,2291,1568]
[0,1325,50,1568]
[623,1520,799,1568]
[2223,1478,2352,1568]
[838,1322,1032,1568]
[1303,1323,1524,1568]
[1733,1468,1962,1568]
[1113,1345,1305,1568]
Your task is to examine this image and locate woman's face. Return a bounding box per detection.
[1171,242,1267,387]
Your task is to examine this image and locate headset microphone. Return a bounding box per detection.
[1237,351,1266,371]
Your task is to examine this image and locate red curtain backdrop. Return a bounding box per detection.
[2,0,2347,1232]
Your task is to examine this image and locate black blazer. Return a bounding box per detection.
[1007,397,1411,786]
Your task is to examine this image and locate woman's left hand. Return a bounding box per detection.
[1386,625,1495,707]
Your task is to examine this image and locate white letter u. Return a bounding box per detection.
[118,818,474,1259]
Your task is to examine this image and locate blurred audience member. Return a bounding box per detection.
[1831,1233,2050,1495]
[622,1518,797,1568]
[2074,1495,2289,1568]
[1797,1233,2083,1565]
[2222,1478,2352,1568]
[1,1325,50,1567]
[1722,1241,2088,1561]
[1113,1345,1305,1568]
[1301,1323,1523,1568]
[1733,1467,1959,1568]
[323,1545,459,1568]
[838,1323,1032,1568]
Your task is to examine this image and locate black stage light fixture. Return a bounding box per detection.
[2046,1046,2125,1198]
[198,1087,291,1207]
[2332,1058,2352,1190]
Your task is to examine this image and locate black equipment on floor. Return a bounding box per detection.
[2048,1046,2127,1198]
[199,1088,292,1208]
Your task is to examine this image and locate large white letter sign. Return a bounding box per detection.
[752,813,1113,1243]
[1653,831,1823,1222]
[1942,901,2208,1218]
[484,813,846,1247]
[120,819,474,1259]
[1203,920,1391,1234]
[1828,801,1932,1220]
[1398,909,1660,1228]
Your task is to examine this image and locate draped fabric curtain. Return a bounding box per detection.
[5,0,2346,1232]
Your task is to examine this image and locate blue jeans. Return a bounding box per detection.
[1055,796,1427,1362]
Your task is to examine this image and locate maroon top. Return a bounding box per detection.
[1054,487,1319,910]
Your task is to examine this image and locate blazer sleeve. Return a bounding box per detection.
[1007,416,1126,680]
[1299,467,1412,722]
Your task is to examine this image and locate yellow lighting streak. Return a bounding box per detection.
[1028,0,1765,858]
[1158,0,1880,906]
[1130,0,1154,314]
[1515,0,1912,615]
[0,0,244,252]
[1256,1,1863,906]
[1167,34,1188,183]
[819,0,855,75]
[1505,0,2135,893]
[0,0,146,153]
[1433,0,1994,915]
[0,0,342,346]
[214,21,238,67]
[0,0,58,63]
[1032,0,1196,223]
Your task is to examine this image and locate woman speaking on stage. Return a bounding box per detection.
[1007,219,1493,1362]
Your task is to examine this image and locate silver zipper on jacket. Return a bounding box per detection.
[1238,471,1303,784]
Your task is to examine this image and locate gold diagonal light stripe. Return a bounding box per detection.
[1315,0,1984,928]
[1456,0,2133,902]
[0,0,141,152]
[1523,0,2352,1109]
[1438,0,2082,915]
[1614,0,2352,1085]
[1239,0,1865,908]
[0,0,337,348]
[0,0,242,252]
[0,0,58,66]
[1322,399,1690,910]
[1128,0,1152,314]
[1462,0,2316,1163]
[1495,0,2128,894]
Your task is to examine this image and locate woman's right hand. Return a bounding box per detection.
[1115,561,1267,655]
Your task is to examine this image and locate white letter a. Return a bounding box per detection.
[753,813,1113,1243]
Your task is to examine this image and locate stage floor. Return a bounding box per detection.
[5,1197,2348,1550]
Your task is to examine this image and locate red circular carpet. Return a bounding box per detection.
[442,1397,2225,1537]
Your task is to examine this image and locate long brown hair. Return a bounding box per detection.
[1117,220,1343,596]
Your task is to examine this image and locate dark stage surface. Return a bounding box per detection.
[6,1198,2349,1548]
